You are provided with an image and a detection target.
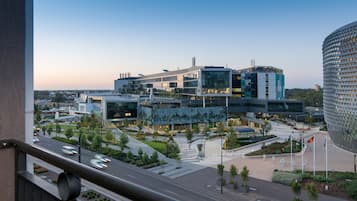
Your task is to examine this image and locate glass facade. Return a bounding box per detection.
[106,102,138,119]
[201,70,231,95]
[323,21,357,153]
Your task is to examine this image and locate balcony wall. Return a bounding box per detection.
[0,0,32,200]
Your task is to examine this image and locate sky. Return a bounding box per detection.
[34,0,357,90]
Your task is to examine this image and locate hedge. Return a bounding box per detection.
[272,171,302,185]
[52,136,78,145]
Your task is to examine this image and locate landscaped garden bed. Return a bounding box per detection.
[140,139,180,159]
[224,135,276,150]
[273,170,357,200]
[245,140,301,156]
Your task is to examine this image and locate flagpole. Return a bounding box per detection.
[325,134,328,181]
[313,134,316,176]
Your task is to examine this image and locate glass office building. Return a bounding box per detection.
[323,21,357,153]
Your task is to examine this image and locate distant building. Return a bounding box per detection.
[323,21,357,153]
[233,66,285,100]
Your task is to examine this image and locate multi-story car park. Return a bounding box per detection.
[323,21,357,153]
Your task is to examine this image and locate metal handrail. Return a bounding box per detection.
[1,139,176,201]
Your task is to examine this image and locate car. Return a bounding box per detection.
[33,137,40,143]
[94,154,111,163]
[61,146,78,155]
[90,159,107,169]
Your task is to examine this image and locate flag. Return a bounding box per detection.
[307,136,314,143]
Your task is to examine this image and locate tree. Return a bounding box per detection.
[119,133,129,151]
[240,166,249,191]
[306,182,318,201]
[291,180,302,201]
[228,119,234,127]
[123,118,129,127]
[65,128,73,139]
[80,134,88,147]
[230,165,238,186]
[217,164,225,186]
[143,153,150,165]
[262,119,269,136]
[91,134,102,151]
[35,112,41,124]
[227,127,237,149]
[42,126,47,135]
[185,128,193,147]
[166,141,180,159]
[127,151,134,161]
[217,122,225,134]
[105,130,114,146]
[151,151,159,163]
[47,124,53,136]
[55,123,61,135]
[138,148,143,159]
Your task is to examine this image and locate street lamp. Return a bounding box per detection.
[220,134,223,194]
[290,131,293,171]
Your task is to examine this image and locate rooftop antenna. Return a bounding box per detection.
[192,57,196,67]
[251,59,255,67]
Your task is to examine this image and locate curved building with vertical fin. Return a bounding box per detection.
[323,21,357,153]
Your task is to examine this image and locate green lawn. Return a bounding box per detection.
[141,140,167,154]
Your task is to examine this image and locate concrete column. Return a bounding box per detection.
[203,96,205,108]
[0,0,33,200]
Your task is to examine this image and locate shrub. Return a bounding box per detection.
[312,175,335,183]
[52,136,78,145]
[272,171,302,185]
[346,180,357,200]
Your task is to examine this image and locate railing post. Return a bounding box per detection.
[15,148,27,201]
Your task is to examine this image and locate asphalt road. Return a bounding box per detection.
[36,135,228,201]
[175,164,346,201]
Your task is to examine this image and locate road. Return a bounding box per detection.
[175,167,346,201]
[36,135,233,201]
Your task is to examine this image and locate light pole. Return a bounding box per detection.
[301,131,304,174]
[77,124,81,163]
[290,134,293,170]
[220,135,223,194]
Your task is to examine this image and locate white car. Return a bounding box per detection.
[90,159,107,169]
[94,154,111,163]
[61,146,78,155]
[33,137,40,143]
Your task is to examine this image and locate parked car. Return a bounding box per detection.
[61,146,77,155]
[90,159,107,169]
[94,154,111,163]
[33,137,40,143]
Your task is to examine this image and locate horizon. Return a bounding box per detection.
[34,0,357,90]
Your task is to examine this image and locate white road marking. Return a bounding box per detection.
[127,174,137,179]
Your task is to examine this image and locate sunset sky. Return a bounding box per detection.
[34,0,357,90]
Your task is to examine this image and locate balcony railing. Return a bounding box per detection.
[1,139,178,201]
